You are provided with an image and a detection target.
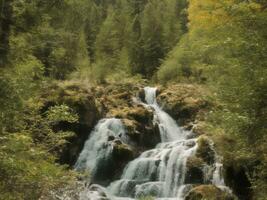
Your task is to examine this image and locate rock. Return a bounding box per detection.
[108,105,153,123]
[224,165,252,200]
[157,84,212,126]
[95,83,144,116]
[109,105,160,149]
[113,139,123,145]
[95,141,136,182]
[185,185,236,200]
[138,88,146,102]
[80,184,111,200]
[94,83,160,150]
[112,142,134,161]
[122,118,161,149]
[185,156,205,184]
[108,135,115,141]
[196,136,216,165]
[127,105,153,123]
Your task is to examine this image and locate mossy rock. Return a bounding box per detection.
[98,140,136,182]
[127,105,153,123]
[112,141,134,161]
[185,156,205,184]
[108,105,153,124]
[122,118,161,149]
[223,165,252,200]
[185,185,236,200]
[196,137,215,165]
[41,81,101,127]
[138,88,146,102]
[94,83,144,116]
[157,84,212,126]
[40,81,101,165]
[211,134,252,199]
[95,83,158,149]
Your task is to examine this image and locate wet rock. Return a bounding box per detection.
[196,136,216,165]
[185,185,236,200]
[122,118,161,149]
[80,184,111,200]
[138,88,146,102]
[92,141,136,183]
[224,166,252,200]
[108,135,115,141]
[185,156,205,184]
[112,142,134,161]
[114,105,160,149]
[95,83,160,150]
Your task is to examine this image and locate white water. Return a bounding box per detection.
[107,87,198,199]
[75,118,129,181]
[75,87,230,200]
[143,87,186,142]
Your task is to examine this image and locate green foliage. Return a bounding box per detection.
[0,132,76,200]
[0,73,22,133]
[46,104,78,124]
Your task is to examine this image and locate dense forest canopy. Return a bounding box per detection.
[0,0,266,199]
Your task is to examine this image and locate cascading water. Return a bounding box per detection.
[75,118,129,183]
[142,87,188,142]
[75,87,230,200]
[107,87,198,199]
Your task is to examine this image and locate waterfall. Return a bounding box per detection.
[107,87,198,199]
[75,118,129,182]
[143,87,186,142]
[75,87,230,200]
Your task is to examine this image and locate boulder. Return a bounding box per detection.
[224,165,252,200]
[157,84,212,126]
[112,141,134,161]
[80,184,111,200]
[108,105,160,149]
[185,185,236,200]
[185,156,205,184]
[196,137,216,165]
[122,118,161,149]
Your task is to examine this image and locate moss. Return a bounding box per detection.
[196,136,215,165]
[122,119,140,137]
[40,81,101,165]
[157,84,213,126]
[112,142,134,161]
[108,105,153,124]
[192,121,211,136]
[185,185,236,200]
[128,106,153,123]
[122,118,161,149]
[185,156,205,184]
[211,133,253,199]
